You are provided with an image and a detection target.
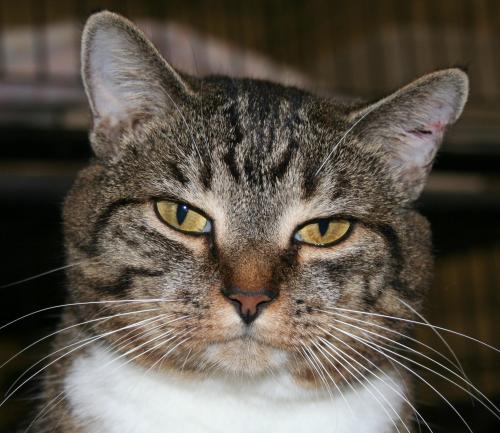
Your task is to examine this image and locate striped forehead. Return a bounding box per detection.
[215,80,308,187]
[144,80,360,241]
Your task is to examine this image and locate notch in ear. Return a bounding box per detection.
[81,11,193,159]
[352,68,469,202]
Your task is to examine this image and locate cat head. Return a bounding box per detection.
[64,11,468,381]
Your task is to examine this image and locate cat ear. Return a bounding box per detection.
[81,11,193,159]
[352,68,468,202]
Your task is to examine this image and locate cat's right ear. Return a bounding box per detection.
[349,68,468,202]
[81,11,193,160]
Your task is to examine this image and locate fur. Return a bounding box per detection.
[27,11,468,432]
[64,345,405,433]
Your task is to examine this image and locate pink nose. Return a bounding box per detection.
[223,289,276,324]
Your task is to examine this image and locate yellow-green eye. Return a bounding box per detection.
[155,201,211,234]
[294,219,351,246]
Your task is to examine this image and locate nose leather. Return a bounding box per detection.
[222,288,276,324]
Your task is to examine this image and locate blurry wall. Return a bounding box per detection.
[0,1,499,432]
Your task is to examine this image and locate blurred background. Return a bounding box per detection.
[0,0,499,431]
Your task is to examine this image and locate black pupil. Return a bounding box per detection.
[318,219,329,236]
[176,204,189,225]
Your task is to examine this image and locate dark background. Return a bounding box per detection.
[0,0,499,431]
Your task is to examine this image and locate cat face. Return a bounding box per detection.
[64,12,468,381]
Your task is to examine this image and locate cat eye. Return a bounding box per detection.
[155,200,212,235]
[294,219,351,247]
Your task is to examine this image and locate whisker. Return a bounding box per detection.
[317,327,435,432]
[119,332,179,370]
[318,306,500,354]
[24,391,66,432]
[179,347,193,373]
[4,312,168,398]
[148,330,198,373]
[297,347,322,390]
[112,326,196,378]
[327,323,474,433]
[1,314,167,407]
[314,103,380,177]
[312,335,407,433]
[101,316,190,370]
[0,307,162,371]
[162,84,204,165]
[300,345,335,402]
[310,340,355,416]
[329,316,500,418]
[0,298,178,333]
[0,258,100,289]
[190,44,215,168]
[321,308,463,374]
[392,295,472,390]
[104,314,176,356]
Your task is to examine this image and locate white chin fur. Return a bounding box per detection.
[65,345,406,433]
[202,339,289,376]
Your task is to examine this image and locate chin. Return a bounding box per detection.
[202,338,289,376]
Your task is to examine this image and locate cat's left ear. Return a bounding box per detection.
[81,11,193,159]
[352,68,468,202]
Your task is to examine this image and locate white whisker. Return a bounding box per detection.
[327,323,474,433]
[24,391,66,432]
[0,307,161,371]
[162,86,204,165]
[148,330,197,373]
[102,315,189,369]
[1,314,167,408]
[0,298,178,333]
[0,258,101,289]
[4,313,168,397]
[392,295,472,390]
[313,334,407,433]
[317,328,433,432]
[310,340,355,416]
[314,103,380,177]
[104,314,176,356]
[318,306,500,354]
[329,315,500,419]
[300,345,335,402]
[297,347,321,390]
[325,308,463,374]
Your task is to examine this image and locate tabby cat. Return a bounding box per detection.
[27,11,470,433]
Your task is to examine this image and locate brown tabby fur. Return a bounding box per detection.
[26,11,468,432]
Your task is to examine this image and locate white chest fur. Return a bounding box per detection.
[65,347,405,433]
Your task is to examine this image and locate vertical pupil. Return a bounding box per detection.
[317,219,329,236]
[176,204,189,225]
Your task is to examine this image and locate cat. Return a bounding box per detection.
[23,10,472,433]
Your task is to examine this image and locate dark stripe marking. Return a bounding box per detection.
[373,223,417,300]
[81,198,142,256]
[222,80,244,182]
[273,137,299,180]
[166,160,189,185]
[98,267,165,295]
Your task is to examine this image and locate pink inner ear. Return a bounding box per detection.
[409,129,433,138]
[430,120,446,131]
[409,121,446,139]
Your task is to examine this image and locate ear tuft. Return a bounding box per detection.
[354,68,469,201]
[81,11,192,159]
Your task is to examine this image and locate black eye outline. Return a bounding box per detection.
[153,199,213,237]
[292,217,354,248]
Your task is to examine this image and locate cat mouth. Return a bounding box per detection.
[203,334,290,374]
[214,329,279,349]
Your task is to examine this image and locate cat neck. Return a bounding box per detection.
[64,345,406,433]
